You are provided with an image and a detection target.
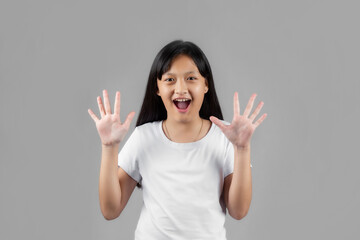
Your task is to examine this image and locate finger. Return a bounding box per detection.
[209,116,227,132]
[249,101,264,123]
[114,91,120,118]
[97,96,105,118]
[233,92,240,116]
[243,93,257,118]
[88,108,99,123]
[103,89,112,115]
[254,113,267,129]
[123,111,136,129]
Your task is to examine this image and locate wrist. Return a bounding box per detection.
[234,144,251,151]
[102,143,120,150]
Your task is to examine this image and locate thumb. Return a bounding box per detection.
[209,116,226,132]
[123,111,136,128]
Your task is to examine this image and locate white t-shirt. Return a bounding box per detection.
[118,119,252,240]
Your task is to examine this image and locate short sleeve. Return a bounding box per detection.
[223,143,253,178]
[118,127,142,184]
[223,141,235,178]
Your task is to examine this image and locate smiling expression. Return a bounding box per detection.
[157,54,209,122]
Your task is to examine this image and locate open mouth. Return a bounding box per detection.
[173,99,191,111]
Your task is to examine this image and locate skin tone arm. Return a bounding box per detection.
[88,90,135,220]
[230,145,252,219]
[210,92,267,219]
[99,144,121,220]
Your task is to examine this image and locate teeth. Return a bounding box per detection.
[174,99,190,102]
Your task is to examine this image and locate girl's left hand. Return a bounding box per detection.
[210,92,267,149]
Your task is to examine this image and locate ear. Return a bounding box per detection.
[205,79,209,93]
[156,81,160,96]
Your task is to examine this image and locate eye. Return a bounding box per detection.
[164,77,196,82]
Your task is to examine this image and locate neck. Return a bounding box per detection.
[164,116,204,140]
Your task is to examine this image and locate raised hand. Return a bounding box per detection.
[210,92,267,149]
[88,89,136,146]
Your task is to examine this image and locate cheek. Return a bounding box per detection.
[191,93,206,109]
[160,90,173,106]
[158,86,170,97]
[193,84,205,92]
[192,86,206,99]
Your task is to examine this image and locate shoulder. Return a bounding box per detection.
[122,121,161,152]
[133,120,161,139]
[135,120,160,131]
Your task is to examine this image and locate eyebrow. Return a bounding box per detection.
[164,71,199,76]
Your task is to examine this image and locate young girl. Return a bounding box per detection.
[88,40,267,239]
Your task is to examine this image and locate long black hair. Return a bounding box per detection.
[134,40,224,189]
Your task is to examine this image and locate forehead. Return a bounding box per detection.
[164,55,199,75]
[164,71,199,76]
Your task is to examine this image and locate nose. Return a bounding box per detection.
[175,78,188,94]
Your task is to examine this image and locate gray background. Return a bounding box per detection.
[1,0,359,239]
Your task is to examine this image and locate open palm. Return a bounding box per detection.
[88,89,135,146]
[210,92,267,148]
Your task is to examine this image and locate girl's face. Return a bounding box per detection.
[157,54,208,122]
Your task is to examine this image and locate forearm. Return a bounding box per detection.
[228,145,252,219]
[99,144,121,219]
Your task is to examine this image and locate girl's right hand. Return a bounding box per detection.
[88,89,136,147]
